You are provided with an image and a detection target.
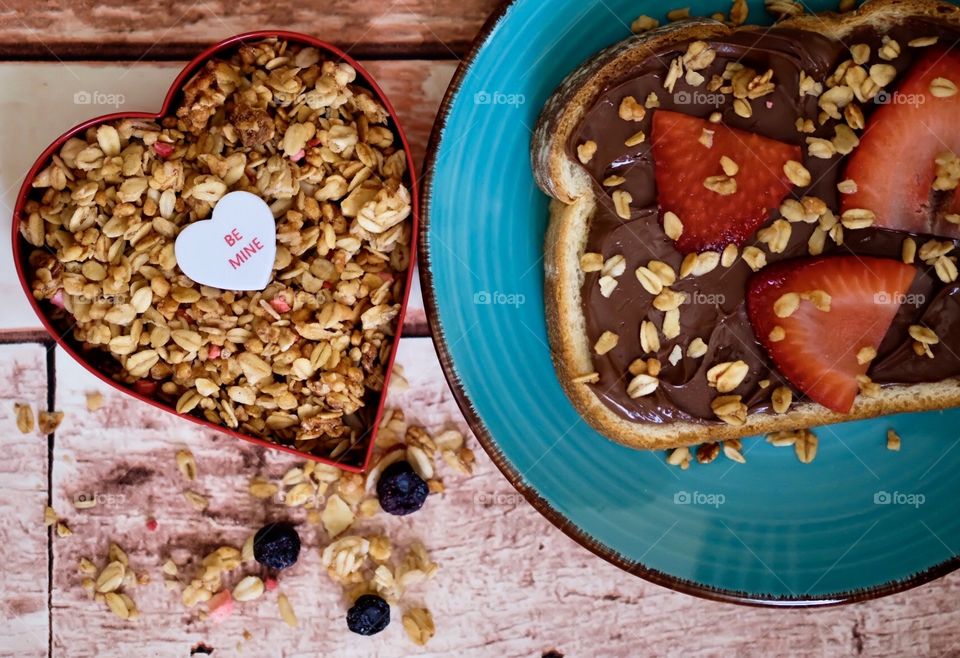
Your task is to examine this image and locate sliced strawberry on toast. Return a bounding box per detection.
[842,48,960,239]
[746,256,916,414]
[651,110,802,253]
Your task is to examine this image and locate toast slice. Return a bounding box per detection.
[533,0,960,451]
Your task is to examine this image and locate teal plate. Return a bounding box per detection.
[421,0,960,605]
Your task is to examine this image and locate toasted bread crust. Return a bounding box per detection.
[535,0,960,451]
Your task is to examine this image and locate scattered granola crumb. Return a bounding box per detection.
[182,491,208,512]
[630,15,659,33]
[176,450,197,481]
[38,410,64,435]
[402,607,436,646]
[278,592,298,628]
[85,391,104,411]
[15,402,34,434]
[886,429,902,452]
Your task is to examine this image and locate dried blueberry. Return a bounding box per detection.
[253,522,300,570]
[346,594,391,636]
[376,460,429,516]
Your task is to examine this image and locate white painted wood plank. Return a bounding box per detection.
[0,343,50,657]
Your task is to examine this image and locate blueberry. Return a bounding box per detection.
[253,522,301,570]
[346,594,391,636]
[376,461,429,516]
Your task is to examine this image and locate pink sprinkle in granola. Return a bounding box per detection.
[269,297,291,314]
[50,289,65,308]
[206,345,221,360]
[132,380,157,396]
[153,141,175,158]
[264,577,278,592]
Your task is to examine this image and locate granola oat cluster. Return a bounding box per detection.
[21,39,413,462]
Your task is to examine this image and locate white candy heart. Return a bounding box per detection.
[174,190,277,291]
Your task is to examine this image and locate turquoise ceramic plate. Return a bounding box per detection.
[421,0,960,605]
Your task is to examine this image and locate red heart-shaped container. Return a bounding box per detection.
[11,31,418,473]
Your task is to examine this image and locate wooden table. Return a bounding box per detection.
[1,3,959,656]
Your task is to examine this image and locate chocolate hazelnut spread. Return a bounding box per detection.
[568,19,960,424]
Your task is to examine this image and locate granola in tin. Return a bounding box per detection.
[21,38,413,463]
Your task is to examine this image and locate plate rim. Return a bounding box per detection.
[417,0,960,607]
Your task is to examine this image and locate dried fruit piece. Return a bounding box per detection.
[253,522,301,570]
[206,590,234,623]
[377,461,429,516]
[347,594,390,636]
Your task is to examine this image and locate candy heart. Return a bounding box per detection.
[174,191,277,291]
[11,32,419,472]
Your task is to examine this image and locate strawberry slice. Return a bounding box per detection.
[746,256,916,414]
[651,110,802,253]
[842,48,960,239]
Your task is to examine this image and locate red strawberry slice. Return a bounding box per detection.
[651,110,802,253]
[746,256,916,414]
[842,48,960,239]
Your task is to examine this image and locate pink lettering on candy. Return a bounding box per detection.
[228,237,265,270]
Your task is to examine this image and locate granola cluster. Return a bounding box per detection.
[21,39,413,462]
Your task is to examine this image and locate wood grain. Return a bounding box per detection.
[0,0,501,59]
[30,340,960,657]
[0,344,51,657]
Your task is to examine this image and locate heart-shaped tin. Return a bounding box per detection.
[12,31,418,472]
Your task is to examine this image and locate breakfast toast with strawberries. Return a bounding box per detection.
[532,0,960,450]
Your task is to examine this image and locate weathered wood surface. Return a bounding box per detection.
[0,339,951,656]
[0,61,448,335]
[0,344,51,658]
[0,0,501,59]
